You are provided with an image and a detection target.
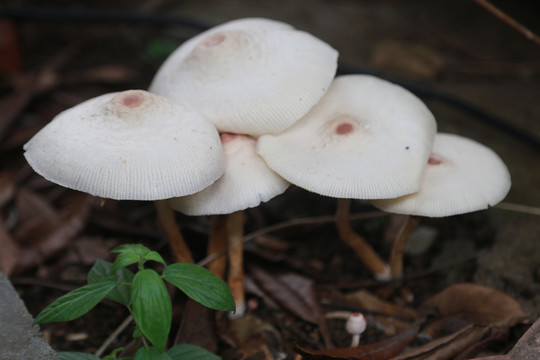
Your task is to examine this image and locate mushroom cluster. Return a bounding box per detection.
[24,17,511,314]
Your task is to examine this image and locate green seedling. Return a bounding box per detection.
[34,244,235,360]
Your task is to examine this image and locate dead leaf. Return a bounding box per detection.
[391,283,530,360]
[227,314,287,360]
[292,312,429,359]
[0,171,16,207]
[249,264,320,324]
[467,317,540,360]
[391,325,490,360]
[248,263,333,347]
[14,193,92,274]
[420,283,529,327]
[339,289,418,332]
[0,217,21,275]
[175,299,218,353]
[0,20,21,74]
[14,189,60,244]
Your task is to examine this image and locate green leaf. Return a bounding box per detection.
[144,250,166,266]
[102,347,126,360]
[35,279,119,324]
[134,347,172,360]
[131,269,172,352]
[163,263,235,311]
[167,344,221,360]
[58,352,100,360]
[88,259,134,306]
[112,244,166,269]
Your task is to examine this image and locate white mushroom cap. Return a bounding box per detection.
[169,133,289,215]
[23,90,224,201]
[257,75,437,199]
[371,133,511,217]
[149,18,338,136]
[345,313,367,335]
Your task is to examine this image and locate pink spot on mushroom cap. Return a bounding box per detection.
[220,133,238,144]
[204,33,226,47]
[428,155,443,165]
[121,92,144,108]
[335,122,354,135]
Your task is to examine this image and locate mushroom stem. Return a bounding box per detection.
[155,200,194,264]
[208,215,228,279]
[335,199,390,281]
[227,210,246,318]
[389,215,421,279]
[350,334,361,348]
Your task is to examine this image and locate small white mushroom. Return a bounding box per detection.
[23,89,224,201]
[149,18,338,136]
[346,312,367,347]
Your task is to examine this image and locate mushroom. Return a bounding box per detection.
[149,18,338,136]
[257,74,437,280]
[23,89,224,263]
[346,312,367,347]
[371,132,511,278]
[170,133,289,316]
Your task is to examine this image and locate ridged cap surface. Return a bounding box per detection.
[371,133,511,217]
[24,90,224,200]
[170,134,289,215]
[149,18,338,136]
[257,75,437,199]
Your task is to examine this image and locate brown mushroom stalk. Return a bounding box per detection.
[155,200,194,264]
[208,215,228,279]
[226,210,246,318]
[389,215,421,279]
[336,199,390,280]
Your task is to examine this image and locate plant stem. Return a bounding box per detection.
[335,199,390,281]
[155,200,194,264]
[227,210,245,317]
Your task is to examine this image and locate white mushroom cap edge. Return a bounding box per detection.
[257,74,437,199]
[371,133,511,217]
[170,133,290,215]
[23,90,225,201]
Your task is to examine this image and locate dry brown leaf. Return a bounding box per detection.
[14,189,60,244]
[390,283,530,360]
[175,299,218,353]
[0,20,21,74]
[0,217,21,275]
[249,264,320,325]
[293,312,429,360]
[467,317,540,360]
[248,263,333,348]
[341,289,418,332]
[14,193,92,274]
[420,283,529,327]
[227,314,287,360]
[0,171,16,207]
